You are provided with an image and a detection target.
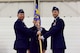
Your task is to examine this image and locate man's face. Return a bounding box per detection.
[17,13,25,20]
[33,20,40,27]
[52,10,59,18]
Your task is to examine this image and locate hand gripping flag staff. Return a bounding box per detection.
[34,0,42,53]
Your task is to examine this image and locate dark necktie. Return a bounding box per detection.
[51,20,56,26]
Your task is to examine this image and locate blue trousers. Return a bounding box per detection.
[52,49,65,53]
[17,49,26,53]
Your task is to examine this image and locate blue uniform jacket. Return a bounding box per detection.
[43,17,66,49]
[14,19,36,50]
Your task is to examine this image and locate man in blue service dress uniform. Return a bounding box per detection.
[38,7,66,53]
[14,9,38,53]
[29,19,47,53]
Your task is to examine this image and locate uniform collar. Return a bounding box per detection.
[54,16,59,21]
[17,19,22,21]
[33,25,39,28]
[33,26,42,31]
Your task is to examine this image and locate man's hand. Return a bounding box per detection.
[37,31,41,35]
[38,36,42,40]
[38,36,44,40]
